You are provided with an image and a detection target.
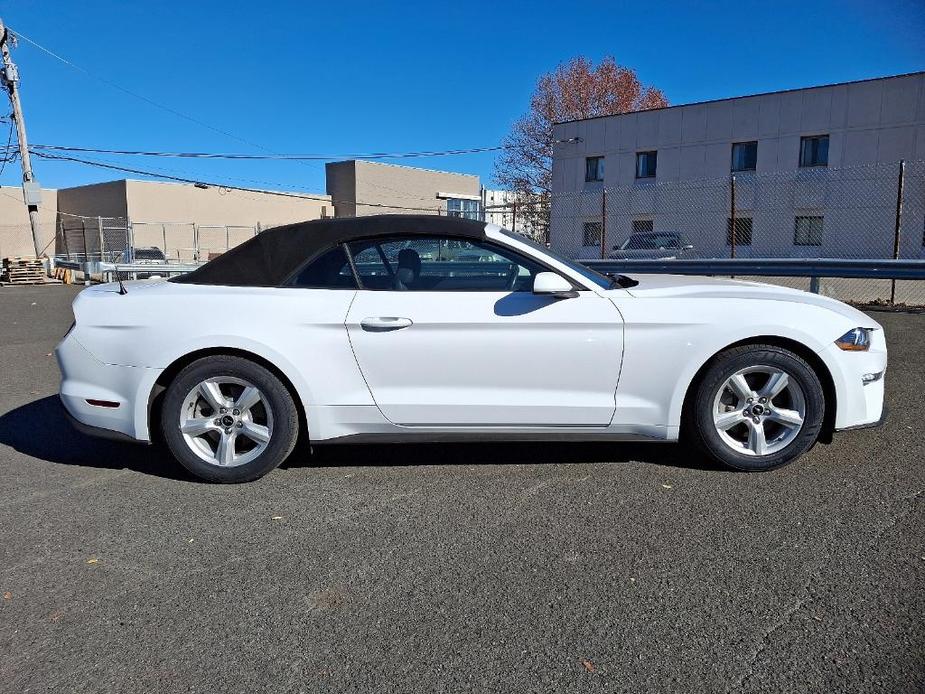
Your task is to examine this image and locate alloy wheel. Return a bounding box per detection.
[711,366,806,457]
[178,377,274,467]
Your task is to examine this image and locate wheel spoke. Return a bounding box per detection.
[235,386,262,412]
[727,374,753,402]
[199,381,227,412]
[240,422,270,444]
[760,372,789,400]
[181,417,215,437]
[215,432,236,466]
[769,408,803,428]
[747,420,768,455]
[714,410,743,431]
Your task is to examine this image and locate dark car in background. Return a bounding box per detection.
[609,231,693,260]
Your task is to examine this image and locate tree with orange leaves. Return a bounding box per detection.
[494,57,668,239]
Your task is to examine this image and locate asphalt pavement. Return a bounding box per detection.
[0,285,922,693]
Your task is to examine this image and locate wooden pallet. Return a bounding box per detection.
[1,256,49,285]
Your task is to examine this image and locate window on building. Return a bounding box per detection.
[726,217,753,246]
[794,216,824,246]
[635,151,657,179]
[583,221,603,247]
[585,156,605,182]
[731,141,758,172]
[446,198,481,220]
[799,135,829,167]
[632,219,654,234]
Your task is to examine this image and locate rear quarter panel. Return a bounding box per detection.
[71,283,374,429]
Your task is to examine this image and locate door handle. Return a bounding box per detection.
[360,317,413,332]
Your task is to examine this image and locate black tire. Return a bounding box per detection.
[684,344,825,472]
[160,355,299,483]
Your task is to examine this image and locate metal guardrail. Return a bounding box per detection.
[580,258,925,280]
[53,258,925,298]
[54,260,203,282]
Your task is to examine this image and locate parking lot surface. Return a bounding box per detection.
[0,285,922,694]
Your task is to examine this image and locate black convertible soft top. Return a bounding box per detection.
[171,214,488,287]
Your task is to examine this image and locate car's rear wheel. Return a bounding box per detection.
[161,356,299,483]
[686,345,825,471]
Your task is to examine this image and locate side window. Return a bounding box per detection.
[289,246,356,288]
[349,243,394,289]
[347,236,548,292]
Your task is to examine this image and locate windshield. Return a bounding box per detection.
[621,233,682,250]
[497,229,612,290]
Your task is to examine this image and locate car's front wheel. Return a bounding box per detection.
[686,345,825,471]
[161,356,299,483]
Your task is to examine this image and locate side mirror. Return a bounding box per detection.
[533,272,578,299]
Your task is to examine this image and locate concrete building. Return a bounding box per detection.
[325,160,481,218]
[550,72,925,259]
[0,185,58,258]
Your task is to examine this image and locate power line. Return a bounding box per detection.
[29,142,508,161]
[31,150,453,213]
[8,26,277,154]
[10,28,509,166]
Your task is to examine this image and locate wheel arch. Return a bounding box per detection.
[679,335,837,443]
[147,347,309,446]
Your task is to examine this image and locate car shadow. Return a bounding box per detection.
[0,396,724,480]
[0,396,192,481]
[302,439,721,472]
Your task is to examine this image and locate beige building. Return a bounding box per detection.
[54,179,331,261]
[326,160,481,218]
[0,185,58,258]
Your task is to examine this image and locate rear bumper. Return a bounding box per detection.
[63,406,148,444]
[56,333,161,442]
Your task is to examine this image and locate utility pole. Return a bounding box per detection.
[0,18,44,258]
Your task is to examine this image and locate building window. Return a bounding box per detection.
[635,151,657,179]
[726,217,753,246]
[446,198,480,220]
[731,141,758,172]
[794,216,824,246]
[632,219,654,234]
[799,135,829,167]
[585,156,605,182]
[583,221,602,247]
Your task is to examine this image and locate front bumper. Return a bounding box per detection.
[827,329,888,431]
[56,333,161,442]
[838,405,888,432]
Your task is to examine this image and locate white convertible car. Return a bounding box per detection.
[56,216,887,483]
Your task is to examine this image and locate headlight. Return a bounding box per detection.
[835,328,872,351]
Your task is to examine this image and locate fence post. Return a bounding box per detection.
[600,188,607,260]
[97,216,104,261]
[161,223,167,258]
[729,174,737,260]
[511,202,517,233]
[890,159,906,305]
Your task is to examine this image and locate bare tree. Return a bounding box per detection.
[495,57,668,239]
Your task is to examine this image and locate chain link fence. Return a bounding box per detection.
[54,218,277,264]
[550,159,925,306]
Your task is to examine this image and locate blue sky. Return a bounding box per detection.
[1,0,923,194]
